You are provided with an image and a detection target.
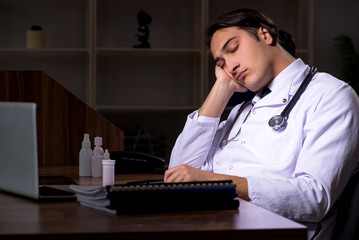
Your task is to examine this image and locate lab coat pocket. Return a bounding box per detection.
[254,117,298,165]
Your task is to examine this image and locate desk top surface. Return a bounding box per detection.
[0,166,307,240]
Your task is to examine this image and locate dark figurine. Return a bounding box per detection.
[133,11,152,48]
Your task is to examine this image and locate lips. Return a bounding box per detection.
[234,69,247,81]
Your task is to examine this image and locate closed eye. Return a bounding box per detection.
[218,63,226,69]
[215,59,225,69]
[229,45,238,53]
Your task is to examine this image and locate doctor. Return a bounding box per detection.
[164,8,359,240]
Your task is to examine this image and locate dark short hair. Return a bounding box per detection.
[206,8,296,57]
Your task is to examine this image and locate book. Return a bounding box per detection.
[70,180,239,214]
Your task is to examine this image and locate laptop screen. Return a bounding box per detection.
[0,102,40,199]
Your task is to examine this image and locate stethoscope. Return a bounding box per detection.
[268,66,317,131]
[220,66,317,148]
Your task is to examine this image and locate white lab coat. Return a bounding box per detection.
[169,59,359,239]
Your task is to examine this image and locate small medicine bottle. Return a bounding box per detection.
[102,149,116,186]
[91,136,104,177]
[79,133,92,176]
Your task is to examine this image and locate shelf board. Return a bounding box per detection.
[96,47,202,54]
[96,105,198,111]
[0,48,89,53]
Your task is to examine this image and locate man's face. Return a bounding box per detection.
[210,27,275,92]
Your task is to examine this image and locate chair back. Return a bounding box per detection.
[331,168,359,240]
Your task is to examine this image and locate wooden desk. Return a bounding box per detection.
[0,167,307,240]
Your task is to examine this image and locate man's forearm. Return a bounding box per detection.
[165,164,250,201]
[206,171,250,201]
[199,79,234,118]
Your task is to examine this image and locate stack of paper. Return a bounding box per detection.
[70,185,116,214]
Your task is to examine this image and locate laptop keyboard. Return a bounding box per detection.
[39,186,75,196]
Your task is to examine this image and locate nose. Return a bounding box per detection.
[231,66,239,77]
[226,59,239,77]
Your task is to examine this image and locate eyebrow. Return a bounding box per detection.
[214,37,238,64]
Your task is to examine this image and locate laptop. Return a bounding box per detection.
[0,102,76,201]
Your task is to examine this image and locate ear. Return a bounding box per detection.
[258,27,274,45]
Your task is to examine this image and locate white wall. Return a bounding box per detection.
[314,0,359,78]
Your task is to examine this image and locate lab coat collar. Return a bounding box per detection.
[253,58,310,108]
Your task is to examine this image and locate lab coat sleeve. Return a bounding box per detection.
[248,78,359,222]
[169,110,220,169]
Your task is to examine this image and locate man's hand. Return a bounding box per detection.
[215,66,248,93]
[198,66,248,118]
[164,164,212,183]
[164,164,250,201]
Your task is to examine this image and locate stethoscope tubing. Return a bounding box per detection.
[268,66,317,131]
[220,66,317,147]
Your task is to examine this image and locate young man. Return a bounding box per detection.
[164,8,359,240]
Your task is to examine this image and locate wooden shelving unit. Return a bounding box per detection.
[0,0,313,159]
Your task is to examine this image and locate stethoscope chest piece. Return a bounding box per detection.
[268,115,287,131]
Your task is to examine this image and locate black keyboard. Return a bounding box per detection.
[39,186,75,196]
